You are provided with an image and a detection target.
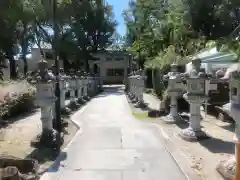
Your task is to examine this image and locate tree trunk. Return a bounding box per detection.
[152,69,156,91]
[85,58,89,72]
[23,57,28,77]
[22,41,28,77]
[60,53,71,72]
[6,48,17,79]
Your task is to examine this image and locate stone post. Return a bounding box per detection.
[217,71,240,179]
[135,72,145,107]
[179,72,209,141]
[59,74,71,115]
[68,73,80,110]
[92,76,97,95]
[162,64,185,123]
[76,74,83,103]
[132,74,139,103]
[83,73,89,100]
[69,75,76,103]
[88,75,93,97]
[127,73,133,97]
[130,74,134,98]
[32,60,60,148]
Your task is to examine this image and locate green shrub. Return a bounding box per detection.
[0,81,36,119]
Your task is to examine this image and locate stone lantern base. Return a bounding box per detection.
[135,101,147,108]
[68,100,80,111]
[131,97,138,104]
[179,127,209,141]
[83,95,90,101]
[163,114,182,124]
[216,156,235,180]
[31,129,63,149]
[61,107,71,116]
[128,92,135,99]
[77,97,86,104]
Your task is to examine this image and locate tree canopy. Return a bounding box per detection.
[123,0,240,69]
[0,0,117,78]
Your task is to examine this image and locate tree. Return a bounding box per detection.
[123,0,240,69]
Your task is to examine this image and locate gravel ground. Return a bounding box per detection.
[128,93,235,180]
[0,109,79,173]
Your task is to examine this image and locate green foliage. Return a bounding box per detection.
[0,82,36,119]
[123,0,240,69]
[0,0,117,77]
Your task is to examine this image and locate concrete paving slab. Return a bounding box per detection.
[41,86,189,180]
[59,170,122,180]
[121,127,164,149]
[122,169,186,180]
[69,127,122,149]
[63,149,142,170]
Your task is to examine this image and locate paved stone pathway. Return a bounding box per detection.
[42,86,187,180]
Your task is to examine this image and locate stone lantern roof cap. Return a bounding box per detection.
[171,63,178,68]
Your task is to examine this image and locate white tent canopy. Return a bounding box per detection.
[186,47,238,75]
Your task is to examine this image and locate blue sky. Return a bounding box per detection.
[106,0,129,36]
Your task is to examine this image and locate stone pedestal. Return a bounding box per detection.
[163,92,181,123]
[83,76,90,100]
[131,75,139,103]
[180,96,208,140]
[76,77,84,103]
[68,76,79,110]
[128,75,134,98]
[179,73,209,141]
[217,71,240,179]
[59,78,71,115]
[33,79,61,148]
[136,74,146,107]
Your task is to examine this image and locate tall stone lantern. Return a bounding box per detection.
[68,70,80,110]
[83,72,90,100]
[179,71,209,141]
[128,73,134,99]
[132,74,140,103]
[217,71,240,179]
[163,64,185,123]
[32,60,60,148]
[136,70,146,107]
[76,71,84,103]
[59,68,71,115]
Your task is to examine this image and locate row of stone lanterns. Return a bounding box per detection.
[161,60,240,178]
[217,71,240,179]
[161,59,210,141]
[127,70,145,107]
[127,59,211,142]
[33,60,101,148]
[127,58,240,179]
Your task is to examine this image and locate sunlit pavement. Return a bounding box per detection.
[41,85,187,180]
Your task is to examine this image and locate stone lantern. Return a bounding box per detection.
[59,68,71,115]
[136,70,146,107]
[83,72,90,101]
[128,72,134,99]
[76,71,84,103]
[87,74,93,97]
[131,73,139,103]
[162,64,185,123]
[68,70,80,110]
[179,71,209,141]
[32,60,60,148]
[93,74,98,95]
[217,70,240,179]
